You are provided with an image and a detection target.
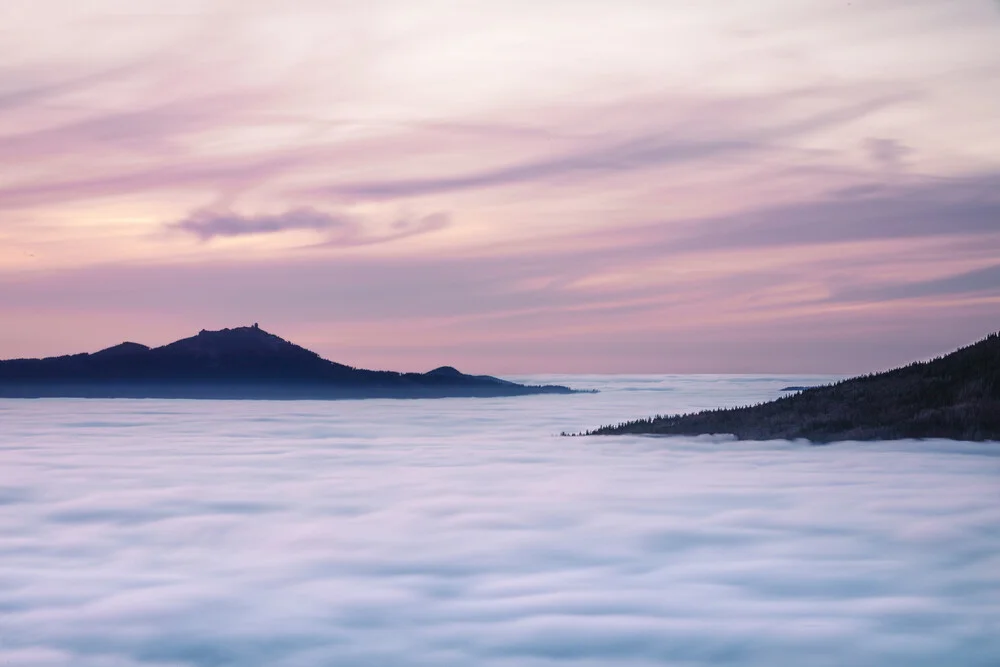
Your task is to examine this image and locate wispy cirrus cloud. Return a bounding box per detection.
[307,94,913,201]
[169,207,352,241]
[0,91,279,160]
[830,262,1000,304]
[4,171,998,372]
[653,171,1000,253]
[863,137,913,173]
[166,206,450,245]
[0,89,903,212]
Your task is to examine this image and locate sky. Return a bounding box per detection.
[1,0,999,373]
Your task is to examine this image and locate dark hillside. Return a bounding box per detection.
[584,332,1000,442]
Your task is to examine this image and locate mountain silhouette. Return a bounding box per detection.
[581,331,1000,442]
[0,325,579,399]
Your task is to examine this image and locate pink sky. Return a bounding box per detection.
[1,0,999,373]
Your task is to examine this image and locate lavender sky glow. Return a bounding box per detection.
[2,0,999,373]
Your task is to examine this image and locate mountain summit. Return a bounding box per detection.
[159,324,315,356]
[0,325,578,399]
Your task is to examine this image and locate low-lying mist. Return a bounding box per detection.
[1,378,998,666]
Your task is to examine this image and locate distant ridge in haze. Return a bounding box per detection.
[582,332,1000,442]
[0,325,579,399]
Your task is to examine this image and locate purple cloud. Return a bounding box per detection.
[308,94,912,200]
[166,207,450,245]
[169,207,354,241]
[830,262,1000,304]
[623,171,1000,255]
[8,172,998,334]
[863,137,912,172]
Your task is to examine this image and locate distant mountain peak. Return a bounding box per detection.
[93,342,151,357]
[0,325,579,399]
[195,324,271,338]
[426,366,462,376]
[161,325,313,357]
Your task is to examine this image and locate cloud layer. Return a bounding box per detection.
[2,379,999,666]
[2,171,997,373]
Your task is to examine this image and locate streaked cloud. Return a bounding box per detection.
[169,207,351,240]
[831,263,1000,304]
[309,94,912,201]
[863,137,913,173]
[2,171,997,372]
[657,171,1000,252]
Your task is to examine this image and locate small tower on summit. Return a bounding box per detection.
[253,322,259,329]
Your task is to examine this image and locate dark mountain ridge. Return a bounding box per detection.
[582,331,1000,442]
[0,325,578,399]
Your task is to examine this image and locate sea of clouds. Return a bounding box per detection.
[1,375,999,666]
